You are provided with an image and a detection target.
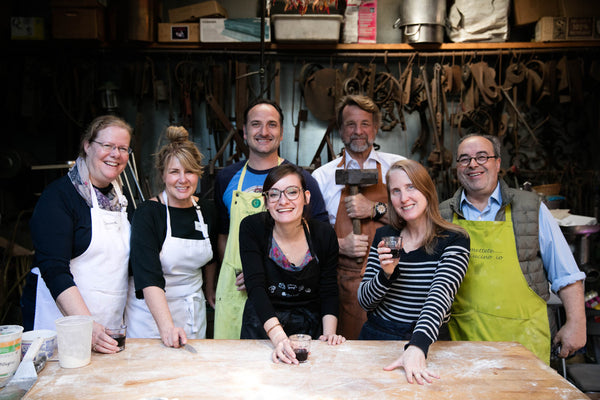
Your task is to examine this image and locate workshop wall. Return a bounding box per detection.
[2,1,600,224]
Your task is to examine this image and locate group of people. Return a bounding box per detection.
[21,94,586,384]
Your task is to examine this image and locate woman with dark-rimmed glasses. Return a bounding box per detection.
[239,164,345,364]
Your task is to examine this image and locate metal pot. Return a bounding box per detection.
[394,0,446,43]
[401,24,445,43]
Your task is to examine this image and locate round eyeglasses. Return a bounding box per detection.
[92,140,133,155]
[264,186,302,203]
[456,155,498,167]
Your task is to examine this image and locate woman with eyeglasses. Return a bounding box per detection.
[239,164,345,364]
[124,126,217,346]
[357,159,470,384]
[22,115,133,354]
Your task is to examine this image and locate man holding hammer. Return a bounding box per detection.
[313,95,405,339]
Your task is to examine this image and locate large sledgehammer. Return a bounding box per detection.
[335,169,379,263]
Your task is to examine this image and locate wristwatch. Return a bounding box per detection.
[372,202,387,222]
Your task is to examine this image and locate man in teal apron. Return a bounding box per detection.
[213,99,328,339]
[439,134,586,364]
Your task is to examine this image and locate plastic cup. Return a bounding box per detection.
[289,334,311,363]
[55,316,93,369]
[105,324,127,352]
[0,325,23,387]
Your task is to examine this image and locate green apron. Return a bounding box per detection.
[449,205,551,364]
[213,162,268,339]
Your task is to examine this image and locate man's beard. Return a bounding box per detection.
[344,136,372,153]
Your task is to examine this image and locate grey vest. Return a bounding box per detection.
[439,180,550,300]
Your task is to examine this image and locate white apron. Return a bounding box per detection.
[125,192,212,339]
[32,183,130,330]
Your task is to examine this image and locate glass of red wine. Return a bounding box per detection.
[382,236,403,265]
[289,334,311,363]
[105,324,127,352]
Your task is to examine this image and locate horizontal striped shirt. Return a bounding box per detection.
[358,225,470,355]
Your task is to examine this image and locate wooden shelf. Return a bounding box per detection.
[140,40,600,56]
[270,41,600,51]
[8,39,600,56]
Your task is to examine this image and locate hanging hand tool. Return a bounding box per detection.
[421,65,452,175]
[294,109,307,164]
[206,93,248,175]
[501,87,539,144]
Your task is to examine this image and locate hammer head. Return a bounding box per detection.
[335,169,378,186]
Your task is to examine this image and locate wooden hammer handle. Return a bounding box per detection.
[349,185,363,264]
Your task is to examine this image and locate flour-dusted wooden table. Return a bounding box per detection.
[20,339,588,399]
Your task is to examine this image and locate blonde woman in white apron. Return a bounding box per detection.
[23,115,133,354]
[125,126,216,348]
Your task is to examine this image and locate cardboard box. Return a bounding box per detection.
[168,1,227,22]
[158,23,200,42]
[11,17,45,40]
[513,0,561,26]
[535,16,600,41]
[52,7,105,39]
[513,0,600,26]
[271,14,342,42]
[358,1,377,43]
[200,18,270,42]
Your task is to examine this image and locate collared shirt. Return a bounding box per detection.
[460,183,585,293]
[312,149,405,225]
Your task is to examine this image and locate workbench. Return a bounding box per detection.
[23,339,588,399]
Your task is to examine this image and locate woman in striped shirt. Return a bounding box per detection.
[358,159,470,384]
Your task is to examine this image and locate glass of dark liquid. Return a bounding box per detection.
[382,236,403,265]
[105,324,127,352]
[289,334,311,363]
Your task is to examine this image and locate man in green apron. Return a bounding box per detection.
[439,134,586,364]
[213,99,328,339]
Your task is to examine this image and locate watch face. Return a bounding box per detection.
[376,203,386,214]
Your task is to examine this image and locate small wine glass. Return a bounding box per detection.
[382,236,403,265]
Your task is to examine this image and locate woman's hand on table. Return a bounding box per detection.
[272,337,298,365]
[383,345,439,385]
[91,321,119,354]
[319,334,346,345]
[160,326,188,348]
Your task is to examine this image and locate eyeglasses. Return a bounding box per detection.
[91,140,132,155]
[456,154,498,167]
[264,186,302,203]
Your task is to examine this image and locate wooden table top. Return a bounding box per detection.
[20,339,587,400]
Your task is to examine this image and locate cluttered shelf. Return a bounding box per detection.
[138,40,600,53]
[6,39,600,56]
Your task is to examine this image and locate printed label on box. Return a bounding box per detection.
[171,25,190,40]
[358,1,377,43]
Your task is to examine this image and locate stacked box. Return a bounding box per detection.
[535,16,600,41]
[51,0,106,40]
[200,18,270,42]
[168,1,228,22]
[158,23,200,43]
